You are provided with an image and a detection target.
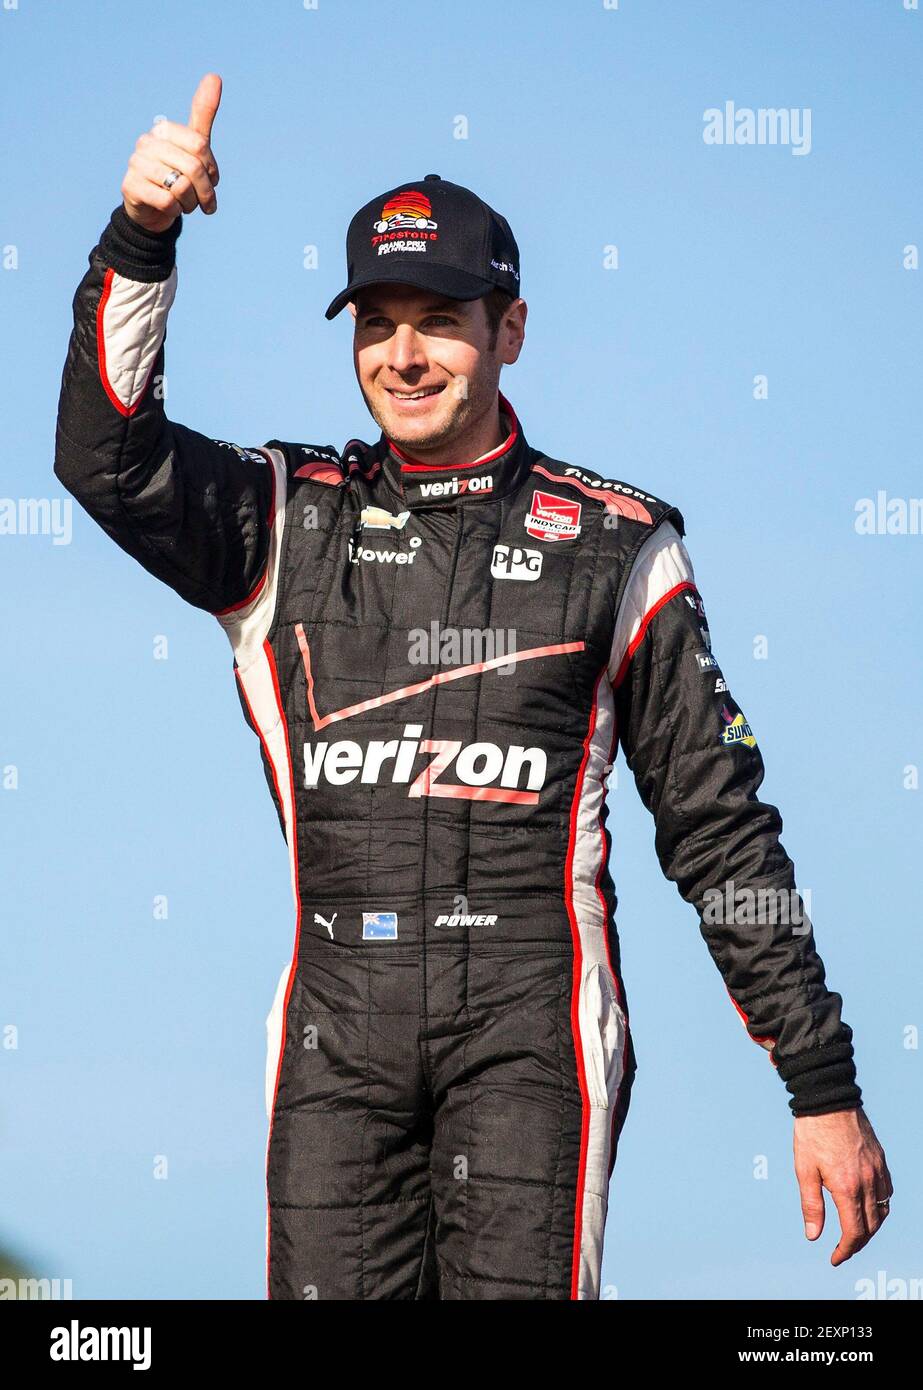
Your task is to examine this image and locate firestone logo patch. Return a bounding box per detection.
[372,190,439,255]
[525,490,582,542]
[562,466,655,503]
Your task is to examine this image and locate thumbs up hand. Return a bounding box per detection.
[121,73,223,233]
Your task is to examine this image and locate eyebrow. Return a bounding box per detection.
[356,297,467,317]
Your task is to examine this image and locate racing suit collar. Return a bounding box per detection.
[378,391,531,511]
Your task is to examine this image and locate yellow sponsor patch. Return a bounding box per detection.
[720,709,757,748]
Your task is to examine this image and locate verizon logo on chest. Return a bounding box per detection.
[303,722,547,804]
[416,473,493,499]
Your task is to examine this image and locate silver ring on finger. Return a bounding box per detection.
[162,168,182,191]
[875,1198,891,1208]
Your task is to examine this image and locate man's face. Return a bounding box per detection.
[350,283,523,454]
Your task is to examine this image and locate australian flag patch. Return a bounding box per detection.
[362,912,398,941]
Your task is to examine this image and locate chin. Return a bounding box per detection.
[379,394,454,440]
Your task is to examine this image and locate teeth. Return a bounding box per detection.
[391,386,442,400]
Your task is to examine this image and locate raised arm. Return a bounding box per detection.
[54,74,275,615]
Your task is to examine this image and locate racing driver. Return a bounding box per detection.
[54,73,892,1300]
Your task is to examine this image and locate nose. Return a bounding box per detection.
[386,322,427,375]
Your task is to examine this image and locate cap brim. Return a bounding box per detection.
[324,262,499,320]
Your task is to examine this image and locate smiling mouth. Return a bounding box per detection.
[385,384,446,401]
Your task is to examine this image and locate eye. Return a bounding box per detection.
[357,313,457,330]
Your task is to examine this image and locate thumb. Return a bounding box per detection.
[799,1168,826,1240]
[189,72,222,139]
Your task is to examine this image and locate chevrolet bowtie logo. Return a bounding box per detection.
[359,506,411,531]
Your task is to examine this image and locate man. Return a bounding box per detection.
[55,73,891,1301]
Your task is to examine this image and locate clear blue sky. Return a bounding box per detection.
[2,0,920,1299]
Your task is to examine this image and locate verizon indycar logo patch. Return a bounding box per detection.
[525,490,582,543]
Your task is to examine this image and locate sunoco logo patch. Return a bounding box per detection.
[720,705,757,748]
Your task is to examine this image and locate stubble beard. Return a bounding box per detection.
[367,376,490,455]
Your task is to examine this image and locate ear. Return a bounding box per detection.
[498,298,527,366]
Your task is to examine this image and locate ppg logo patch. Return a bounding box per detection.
[362,912,398,941]
[491,543,543,581]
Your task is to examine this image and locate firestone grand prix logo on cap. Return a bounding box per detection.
[372,190,439,256]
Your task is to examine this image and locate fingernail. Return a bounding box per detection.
[805,1223,819,1238]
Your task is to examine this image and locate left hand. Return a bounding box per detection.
[794,1107,892,1266]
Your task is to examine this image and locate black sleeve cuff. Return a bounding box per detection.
[97,203,183,282]
[777,1040,863,1117]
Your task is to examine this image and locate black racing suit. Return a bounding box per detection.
[54,206,863,1301]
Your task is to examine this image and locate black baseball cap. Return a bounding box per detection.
[325,173,521,320]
